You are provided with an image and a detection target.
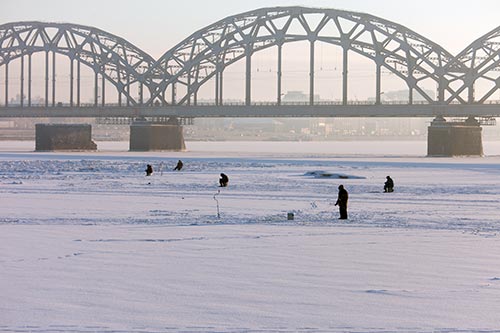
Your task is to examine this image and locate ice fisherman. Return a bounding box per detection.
[335,184,348,219]
[384,176,394,193]
[219,173,229,187]
[173,160,183,171]
[145,164,153,176]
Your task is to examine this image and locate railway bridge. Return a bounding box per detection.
[2,7,500,154]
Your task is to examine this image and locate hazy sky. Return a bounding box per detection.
[2,0,500,58]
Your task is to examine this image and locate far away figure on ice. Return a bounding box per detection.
[145,164,153,176]
[335,184,348,219]
[219,173,229,187]
[173,160,183,171]
[384,176,394,193]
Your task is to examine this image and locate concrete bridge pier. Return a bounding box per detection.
[35,124,97,151]
[129,118,186,151]
[427,116,483,156]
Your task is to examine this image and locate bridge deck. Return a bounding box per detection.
[1,104,500,118]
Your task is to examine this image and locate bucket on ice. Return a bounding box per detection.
[287,212,294,220]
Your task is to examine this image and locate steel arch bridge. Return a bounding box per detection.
[1,6,500,115]
[0,21,156,107]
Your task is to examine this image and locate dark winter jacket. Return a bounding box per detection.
[219,173,229,187]
[384,177,394,190]
[335,187,348,208]
[145,164,153,176]
[174,160,183,171]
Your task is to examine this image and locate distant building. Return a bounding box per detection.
[373,89,435,102]
[282,91,321,102]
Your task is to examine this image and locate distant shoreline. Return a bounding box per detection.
[1,140,500,156]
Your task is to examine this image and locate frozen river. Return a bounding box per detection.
[1,141,500,332]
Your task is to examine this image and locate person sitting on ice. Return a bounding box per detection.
[173,160,183,171]
[219,173,229,187]
[384,176,394,192]
[145,164,153,176]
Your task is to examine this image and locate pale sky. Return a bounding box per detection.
[2,0,500,58]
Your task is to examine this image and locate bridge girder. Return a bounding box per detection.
[0,21,156,106]
[149,6,464,106]
[1,7,500,111]
[447,26,500,104]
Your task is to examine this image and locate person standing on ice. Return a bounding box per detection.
[384,176,394,193]
[335,184,348,219]
[145,164,153,176]
[173,160,183,171]
[219,173,229,187]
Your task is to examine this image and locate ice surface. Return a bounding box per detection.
[1,141,500,332]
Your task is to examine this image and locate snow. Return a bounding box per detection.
[1,140,500,332]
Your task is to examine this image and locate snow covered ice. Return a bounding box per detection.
[1,140,500,332]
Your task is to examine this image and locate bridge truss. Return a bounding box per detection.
[0,21,156,107]
[1,7,500,114]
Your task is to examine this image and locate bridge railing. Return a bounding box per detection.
[2,100,500,108]
[0,100,432,107]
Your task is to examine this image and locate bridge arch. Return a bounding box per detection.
[2,9,499,108]
[447,26,500,104]
[148,6,459,106]
[0,21,156,106]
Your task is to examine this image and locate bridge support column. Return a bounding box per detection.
[35,124,97,151]
[129,118,186,151]
[427,116,483,156]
